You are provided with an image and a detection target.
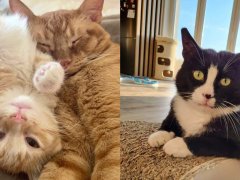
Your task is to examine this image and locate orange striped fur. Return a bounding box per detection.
[10,0,120,179]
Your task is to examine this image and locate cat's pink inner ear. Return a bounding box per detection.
[79,0,104,23]
[9,0,35,19]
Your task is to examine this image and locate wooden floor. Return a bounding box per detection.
[120,80,176,123]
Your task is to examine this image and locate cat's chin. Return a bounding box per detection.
[198,103,215,109]
[191,100,215,110]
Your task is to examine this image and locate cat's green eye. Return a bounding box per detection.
[193,70,204,81]
[220,78,231,87]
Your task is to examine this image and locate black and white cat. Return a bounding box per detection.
[148,28,240,158]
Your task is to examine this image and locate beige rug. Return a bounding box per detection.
[120,121,219,179]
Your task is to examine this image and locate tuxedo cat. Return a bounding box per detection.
[148,28,240,158]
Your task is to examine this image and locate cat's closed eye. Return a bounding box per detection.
[37,42,50,48]
[71,37,82,47]
[25,137,40,148]
[37,42,51,52]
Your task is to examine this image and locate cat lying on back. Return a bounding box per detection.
[149,28,240,158]
[10,0,120,179]
[0,14,64,179]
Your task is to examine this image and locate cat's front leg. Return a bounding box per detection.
[148,131,175,147]
[148,108,182,147]
[33,62,65,93]
[163,137,193,157]
[184,136,240,158]
[163,136,240,158]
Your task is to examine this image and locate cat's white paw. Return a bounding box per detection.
[148,131,175,147]
[33,62,64,93]
[163,137,193,157]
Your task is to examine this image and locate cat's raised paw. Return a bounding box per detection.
[33,62,64,93]
[163,137,193,157]
[148,131,175,147]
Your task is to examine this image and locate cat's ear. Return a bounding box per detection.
[9,0,35,20]
[181,28,201,60]
[78,0,104,23]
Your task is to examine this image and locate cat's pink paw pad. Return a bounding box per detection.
[35,65,52,82]
[33,62,65,93]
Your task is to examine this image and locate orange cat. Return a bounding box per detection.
[0,13,64,180]
[10,0,120,179]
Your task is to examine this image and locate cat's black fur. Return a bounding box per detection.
[160,109,240,158]
[159,28,240,158]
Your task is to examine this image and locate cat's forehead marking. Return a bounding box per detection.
[206,65,218,85]
[43,14,69,34]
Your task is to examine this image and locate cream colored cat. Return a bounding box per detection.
[10,0,120,179]
[0,14,64,180]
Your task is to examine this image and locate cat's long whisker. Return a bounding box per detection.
[218,105,231,139]
[222,103,240,127]
[222,101,240,120]
[220,103,240,137]
[229,112,240,126]
[219,107,229,139]
[221,102,240,120]
[223,55,240,72]
[226,56,240,71]
[179,91,192,94]
[223,100,239,108]
[227,115,239,137]
[223,55,236,72]
[222,113,229,139]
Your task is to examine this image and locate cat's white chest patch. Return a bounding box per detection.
[173,95,212,136]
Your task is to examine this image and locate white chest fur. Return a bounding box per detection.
[173,95,212,136]
[173,95,239,137]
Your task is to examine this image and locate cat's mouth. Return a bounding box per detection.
[196,102,215,109]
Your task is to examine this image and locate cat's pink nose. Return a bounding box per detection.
[11,111,27,123]
[59,59,72,69]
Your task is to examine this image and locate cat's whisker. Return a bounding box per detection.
[223,56,235,72]
[220,103,240,138]
[222,104,240,126]
[218,105,229,139]
[223,55,240,72]
[227,114,239,137]
[179,92,192,94]
[223,100,239,108]
[229,112,240,126]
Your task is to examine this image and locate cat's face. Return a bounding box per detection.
[0,91,61,174]
[176,28,240,110]
[10,0,111,74]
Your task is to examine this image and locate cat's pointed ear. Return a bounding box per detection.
[181,28,201,59]
[78,0,104,23]
[9,0,35,20]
